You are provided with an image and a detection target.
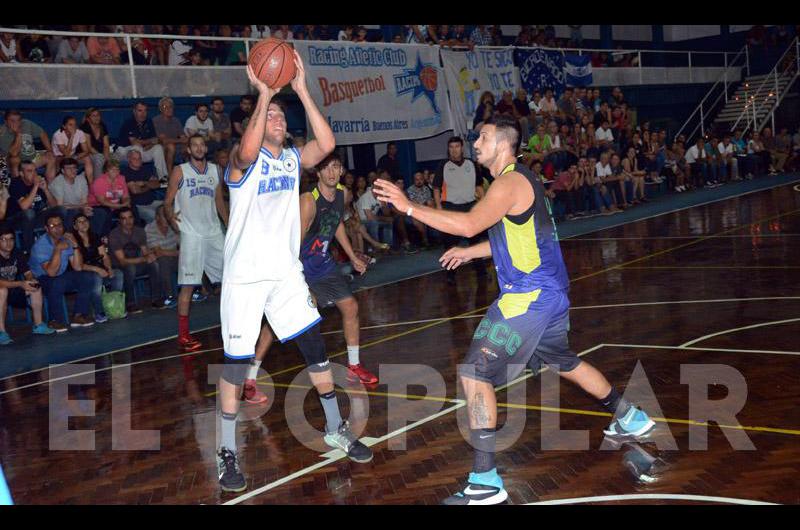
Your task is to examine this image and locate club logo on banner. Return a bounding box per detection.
[294,42,452,145]
[515,48,565,97]
[564,54,593,86]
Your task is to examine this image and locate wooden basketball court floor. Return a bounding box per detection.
[1,182,799,505]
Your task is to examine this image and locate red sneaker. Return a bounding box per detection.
[178,334,203,352]
[242,379,268,404]
[347,364,378,385]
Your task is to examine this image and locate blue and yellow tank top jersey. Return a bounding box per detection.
[488,162,569,319]
[300,183,346,284]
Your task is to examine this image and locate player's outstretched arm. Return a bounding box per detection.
[439,240,491,270]
[163,165,183,233]
[290,50,335,169]
[231,65,279,175]
[373,174,521,238]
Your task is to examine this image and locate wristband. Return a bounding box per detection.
[406,206,414,217]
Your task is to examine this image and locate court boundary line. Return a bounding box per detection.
[3,184,797,385]
[566,234,800,241]
[604,343,800,356]
[680,317,800,348]
[525,494,778,505]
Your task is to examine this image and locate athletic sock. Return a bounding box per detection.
[247,360,262,381]
[599,387,632,418]
[346,345,360,366]
[220,411,238,453]
[470,428,496,474]
[178,315,189,338]
[319,390,343,435]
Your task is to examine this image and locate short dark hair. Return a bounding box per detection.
[387,142,397,149]
[316,152,342,172]
[188,133,206,145]
[44,209,64,228]
[211,97,224,105]
[493,114,521,153]
[195,103,209,111]
[60,157,78,170]
[0,223,14,239]
[3,109,21,121]
[240,94,256,104]
[118,206,135,218]
[447,136,463,146]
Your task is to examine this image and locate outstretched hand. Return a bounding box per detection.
[439,246,473,270]
[289,48,307,95]
[372,179,410,213]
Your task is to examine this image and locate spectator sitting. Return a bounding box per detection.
[549,165,580,220]
[733,129,758,178]
[90,159,131,234]
[55,35,89,64]
[108,207,165,314]
[661,143,687,192]
[557,87,577,124]
[7,160,58,252]
[79,107,112,180]
[50,157,107,235]
[29,210,95,331]
[184,103,220,154]
[52,115,94,183]
[405,171,434,247]
[71,213,123,323]
[0,109,57,180]
[705,137,728,184]
[685,137,714,188]
[0,224,55,344]
[230,95,255,142]
[595,119,615,150]
[469,25,492,47]
[473,91,496,131]
[525,124,552,166]
[152,96,188,176]
[762,127,784,173]
[622,147,647,204]
[747,131,770,176]
[87,26,121,64]
[496,90,515,116]
[384,175,418,254]
[539,88,558,121]
[115,100,169,181]
[775,128,793,172]
[338,25,354,41]
[355,175,394,249]
[528,90,544,127]
[607,153,630,209]
[376,142,402,181]
[0,33,18,63]
[168,25,193,66]
[718,134,740,181]
[208,97,232,155]
[595,152,620,213]
[18,32,52,63]
[122,149,162,224]
[144,205,179,307]
[513,88,532,144]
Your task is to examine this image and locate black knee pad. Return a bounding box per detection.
[293,324,329,372]
[222,356,250,385]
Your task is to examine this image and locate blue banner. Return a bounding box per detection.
[564,54,593,86]
[515,48,565,97]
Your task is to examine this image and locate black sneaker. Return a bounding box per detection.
[126,304,144,315]
[217,447,247,492]
[403,243,418,255]
[323,421,373,463]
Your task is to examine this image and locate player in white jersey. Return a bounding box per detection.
[163,134,228,352]
[215,53,373,493]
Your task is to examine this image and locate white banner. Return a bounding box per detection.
[293,41,452,145]
[441,47,518,138]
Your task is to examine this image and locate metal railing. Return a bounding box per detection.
[673,45,748,143]
[0,26,742,101]
[731,37,799,134]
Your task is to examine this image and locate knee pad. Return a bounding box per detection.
[222,356,250,385]
[293,324,329,372]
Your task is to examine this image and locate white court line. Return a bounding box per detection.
[566,234,800,241]
[794,184,800,192]
[680,317,800,348]
[604,343,800,357]
[223,343,605,506]
[526,494,778,505]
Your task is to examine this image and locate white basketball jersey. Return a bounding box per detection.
[175,161,223,238]
[223,146,302,283]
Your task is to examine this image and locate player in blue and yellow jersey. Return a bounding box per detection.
[373,115,655,505]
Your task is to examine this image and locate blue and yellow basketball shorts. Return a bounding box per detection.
[460,288,581,386]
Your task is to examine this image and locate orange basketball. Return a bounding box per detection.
[420,66,438,92]
[248,38,297,89]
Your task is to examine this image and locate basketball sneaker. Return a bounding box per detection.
[242,379,268,405]
[0,331,12,346]
[191,291,208,303]
[177,334,203,352]
[346,364,378,385]
[216,447,246,493]
[442,469,509,505]
[323,420,373,463]
[604,405,656,438]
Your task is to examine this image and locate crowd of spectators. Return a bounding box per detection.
[474,84,800,220]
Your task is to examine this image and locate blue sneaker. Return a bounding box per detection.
[191,291,207,303]
[94,313,109,324]
[32,322,56,335]
[604,405,656,438]
[164,296,178,309]
[0,331,13,345]
[442,469,509,505]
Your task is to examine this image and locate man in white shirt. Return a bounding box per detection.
[355,184,393,247]
[685,137,713,188]
[595,120,614,149]
[50,158,107,234]
[184,103,216,142]
[168,26,193,66]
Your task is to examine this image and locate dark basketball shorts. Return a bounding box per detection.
[308,270,353,309]
[6,287,29,309]
[460,288,581,386]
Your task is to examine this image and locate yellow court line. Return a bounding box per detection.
[204,207,800,398]
[262,381,461,404]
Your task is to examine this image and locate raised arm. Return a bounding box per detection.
[289,50,335,169]
[230,65,278,174]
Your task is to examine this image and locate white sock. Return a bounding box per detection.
[247,360,262,381]
[347,345,360,366]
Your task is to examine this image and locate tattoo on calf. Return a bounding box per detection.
[471,391,490,427]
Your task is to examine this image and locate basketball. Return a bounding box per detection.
[419,66,438,92]
[248,38,297,89]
